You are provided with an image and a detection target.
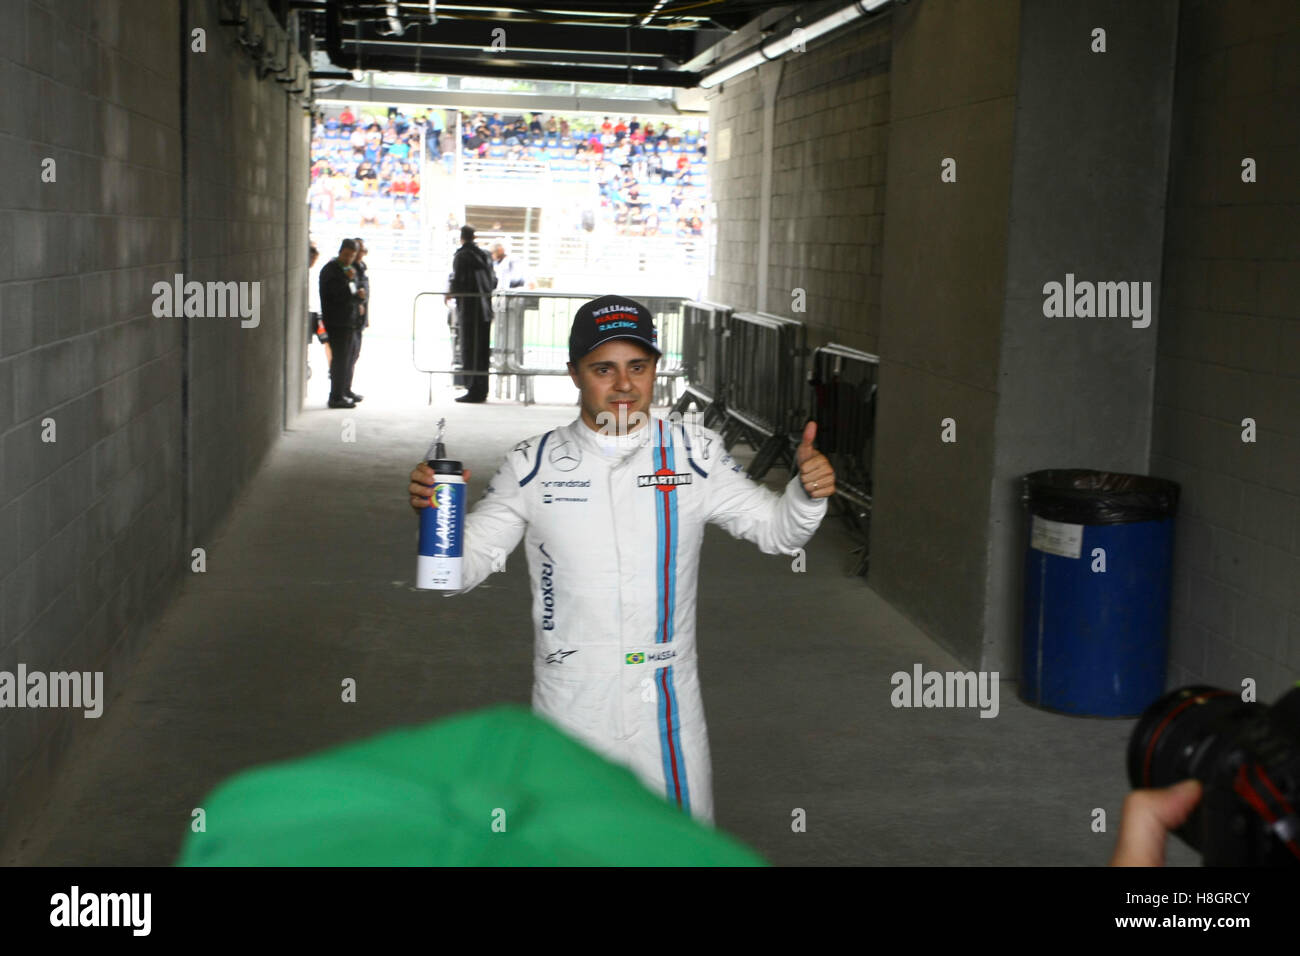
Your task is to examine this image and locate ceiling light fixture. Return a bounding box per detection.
[699,0,892,89]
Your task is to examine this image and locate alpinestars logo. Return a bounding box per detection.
[545,649,577,664]
[638,469,692,489]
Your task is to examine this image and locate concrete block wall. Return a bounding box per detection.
[707,69,764,313]
[981,0,1179,675]
[869,0,1022,666]
[708,17,892,356]
[1154,0,1300,701]
[0,0,310,842]
[768,25,891,355]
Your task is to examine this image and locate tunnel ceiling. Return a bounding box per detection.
[311,0,797,87]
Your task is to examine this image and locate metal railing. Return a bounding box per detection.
[411,290,686,406]
[670,300,732,431]
[461,158,552,182]
[714,311,809,481]
[808,343,879,575]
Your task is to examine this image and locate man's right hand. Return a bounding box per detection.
[409,462,471,512]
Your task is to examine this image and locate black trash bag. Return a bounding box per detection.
[1021,469,1180,526]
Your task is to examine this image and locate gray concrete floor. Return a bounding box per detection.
[1,380,1198,866]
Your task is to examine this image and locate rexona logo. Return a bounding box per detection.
[539,543,556,631]
[638,469,692,490]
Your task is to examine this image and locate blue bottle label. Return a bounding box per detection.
[419,480,465,557]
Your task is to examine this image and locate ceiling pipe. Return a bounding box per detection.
[698,0,896,90]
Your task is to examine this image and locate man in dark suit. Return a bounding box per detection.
[319,238,365,409]
[347,237,369,402]
[446,225,496,403]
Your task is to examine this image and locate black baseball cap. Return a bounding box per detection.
[568,295,662,366]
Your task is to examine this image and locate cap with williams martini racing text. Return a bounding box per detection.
[568,295,662,366]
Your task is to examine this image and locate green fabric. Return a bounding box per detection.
[177,704,765,866]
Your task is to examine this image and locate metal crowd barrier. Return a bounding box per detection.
[412,290,686,406]
[808,344,879,576]
[670,300,732,431]
[714,311,809,480]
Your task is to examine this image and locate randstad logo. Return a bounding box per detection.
[625,652,645,665]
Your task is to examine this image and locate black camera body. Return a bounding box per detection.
[1128,685,1300,866]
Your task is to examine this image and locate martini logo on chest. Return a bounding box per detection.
[638,468,692,491]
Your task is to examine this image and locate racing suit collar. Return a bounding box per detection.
[567,412,657,461]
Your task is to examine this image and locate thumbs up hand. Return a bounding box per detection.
[796,420,835,499]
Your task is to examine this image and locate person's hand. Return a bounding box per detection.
[795,421,835,499]
[409,462,471,512]
[1109,779,1203,866]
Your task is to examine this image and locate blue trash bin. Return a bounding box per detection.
[1020,469,1180,717]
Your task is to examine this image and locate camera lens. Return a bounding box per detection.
[1127,685,1241,789]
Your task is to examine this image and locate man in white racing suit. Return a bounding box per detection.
[408,295,836,824]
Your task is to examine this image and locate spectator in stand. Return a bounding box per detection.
[529,113,544,136]
[394,110,409,134]
[650,150,669,184]
[487,112,505,135]
[390,171,408,208]
[389,136,410,161]
[360,199,380,228]
[339,106,355,131]
[545,116,558,135]
[559,117,570,138]
[440,129,456,174]
[600,116,612,135]
[355,160,378,181]
[670,185,685,214]
[392,213,406,230]
[629,116,640,137]
[613,117,628,142]
[350,126,366,156]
